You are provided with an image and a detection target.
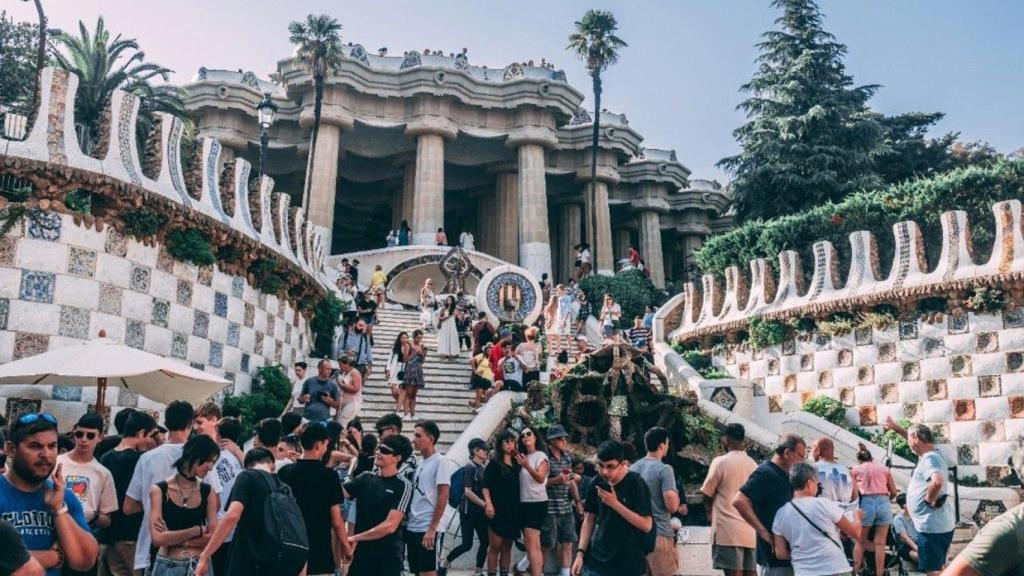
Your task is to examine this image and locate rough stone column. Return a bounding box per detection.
[495,171,519,264]
[476,192,498,255]
[401,162,416,227]
[411,133,445,245]
[307,123,342,242]
[639,210,666,288]
[390,184,404,230]
[663,234,675,282]
[614,229,632,263]
[517,143,551,279]
[592,181,614,274]
[559,203,582,282]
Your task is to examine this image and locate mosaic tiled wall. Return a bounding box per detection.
[713,309,1024,482]
[0,212,310,429]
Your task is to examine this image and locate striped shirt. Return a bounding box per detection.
[546,451,574,515]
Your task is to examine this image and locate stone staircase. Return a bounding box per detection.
[361,307,475,452]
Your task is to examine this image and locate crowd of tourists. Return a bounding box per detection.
[2,396,1024,576]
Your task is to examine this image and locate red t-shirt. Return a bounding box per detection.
[489,344,507,381]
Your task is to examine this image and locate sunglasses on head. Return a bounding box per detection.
[377,444,396,456]
[73,430,97,440]
[17,412,57,426]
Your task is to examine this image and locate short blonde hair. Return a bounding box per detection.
[525,326,539,341]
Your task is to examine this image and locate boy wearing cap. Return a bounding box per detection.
[439,438,490,576]
[542,425,579,576]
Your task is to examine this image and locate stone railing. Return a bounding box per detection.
[1,67,331,292]
[666,199,1024,342]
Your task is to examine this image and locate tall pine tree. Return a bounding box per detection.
[720,0,885,220]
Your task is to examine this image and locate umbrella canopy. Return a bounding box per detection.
[0,337,229,407]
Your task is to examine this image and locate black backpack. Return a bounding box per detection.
[252,471,309,575]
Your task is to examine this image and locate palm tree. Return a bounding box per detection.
[49,16,187,155]
[567,10,626,270]
[288,14,343,216]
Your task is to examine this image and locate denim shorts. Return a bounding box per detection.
[916,530,954,572]
[150,556,204,576]
[860,494,893,526]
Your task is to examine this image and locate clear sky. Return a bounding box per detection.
[9,0,1022,182]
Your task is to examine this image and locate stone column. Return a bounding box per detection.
[663,234,675,282]
[639,210,666,288]
[476,191,498,255]
[559,203,582,282]
[517,143,552,279]
[495,171,519,264]
[592,181,614,274]
[614,229,631,263]
[401,162,416,226]
[390,184,403,230]
[411,133,445,245]
[307,123,342,241]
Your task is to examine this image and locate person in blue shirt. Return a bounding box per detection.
[0,412,97,576]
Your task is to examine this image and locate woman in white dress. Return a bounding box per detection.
[546,284,573,356]
[437,295,461,361]
[419,278,436,331]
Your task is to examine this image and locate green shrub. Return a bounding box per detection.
[694,159,1024,277]
[748,316,786,350]
[578,270,660,328]
[965,286,1004,313]
[217,243,242,263]
[802,395,848,426]
[702,368,730,380]
[875,420,916,463]
[311,293,349,357]
[816,313,856,338]
[122,208,168,238]
[681,350,712,372]
[64,190,92,213]
[248,258,287,294]
[222,364,291,440]
[166,228,215,266]
[857,310,896,330]
[917,297,946,315]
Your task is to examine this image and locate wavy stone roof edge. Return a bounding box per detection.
[2,67,331,292]
[666,199,1024,342]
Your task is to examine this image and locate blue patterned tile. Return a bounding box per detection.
[27,211,61,241]
[171,332,188,359]
[193,311,209,339]
[66,247,97,278]
[176,280,192,306]
[240,353,250,374]
[209,342,223,368]
[126,319,145,349]
[19,271,55,303]
[0,298,8,330]
[98,284,122,315]
[214,292,228,318]
[152,298,169,328]
[231,277,244,298]
[130,266,151,293]
[58,306,90,339]
[52,385,81,402]
[226,322,240,347]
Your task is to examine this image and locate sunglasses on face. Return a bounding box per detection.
[73,430,97,440]
[377,444,396,456]
[521,431,533,438]
[18,412,58,426]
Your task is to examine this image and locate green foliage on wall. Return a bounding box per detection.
[748,316,786,350]
[166,228,215,266]
[122,208,168,238]
[695,159,1024,278]
[578,270,660,327]
[802,395,848,426]
[311,293,349,357]
[222,364,292,440]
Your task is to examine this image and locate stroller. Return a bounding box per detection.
[852,523,910,576]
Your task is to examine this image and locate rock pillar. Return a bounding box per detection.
[591,181,614,274]
[495,171,519,264]
[400,162,416,228]
[559,203,582,283]
[411,133,445,245]
[518,143,551,279]
[639,210,665,287]
[476,191,498,255]
[306,123,342,248]
[615,229,632,263]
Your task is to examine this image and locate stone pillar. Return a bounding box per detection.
[639,210,665,288]
[411,133,445,245]
[307,123,342,243]
[495,171,519,264]
[663,234,675,282]
[592,181,614,274]
[518,143,552,279]
[401,162,416,226]
[476,191,498,255]
[614,229,631,263]
[390,184,403,230]
[559,203,582,283]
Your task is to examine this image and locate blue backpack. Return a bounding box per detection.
[449,464,469,509]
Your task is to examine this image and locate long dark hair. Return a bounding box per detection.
[490,429,518,470]
[517,426,546,455]
[444,295,456,315]
[391,332,409,356]
[173,435,219,477]
[400,219,410,232]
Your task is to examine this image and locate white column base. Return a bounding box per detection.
[519,241,552,281]
[412,232,436,246]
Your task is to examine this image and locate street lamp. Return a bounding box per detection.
[256,92,278,182]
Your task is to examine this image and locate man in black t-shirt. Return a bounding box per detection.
[195,449,278,576]
[98,411,158,576]
[573,440,654,576]
[278,424,347,576]
[343,434,414,576]
[733,433,806,576]
[0,518,43,576]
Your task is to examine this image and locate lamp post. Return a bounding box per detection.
[256,92,277,182]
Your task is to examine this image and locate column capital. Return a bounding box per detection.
[298,106,355,131]
[404,119,458,140]
[575,166,620,185]
[505,127,559,150]
[487,161,519,175]
[630,197,671,214]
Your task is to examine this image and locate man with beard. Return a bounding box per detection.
[338,318,374,379]
[0,412,99,575]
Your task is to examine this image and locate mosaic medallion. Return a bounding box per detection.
[476,265,542,325]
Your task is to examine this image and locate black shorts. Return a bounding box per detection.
[504,379,523,392]
[404,530,441,573]
[520,501,547,531]
[350,549,402,576]
[470,374,493,390]
[523,370,541,385]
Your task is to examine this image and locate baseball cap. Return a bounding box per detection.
[468,438,490,452]
[546,424,569,440]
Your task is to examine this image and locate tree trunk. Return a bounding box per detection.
[588,73,602,269]
[302,66,324,217]
[32,0,46,113]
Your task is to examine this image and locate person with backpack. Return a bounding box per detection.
[343,434,415,576]
[278,423,349,576]
[630,427,683,576]
[572,440,654,576]
[438,438,490,576]
[195,448,311,576]
[770,462,863,576]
